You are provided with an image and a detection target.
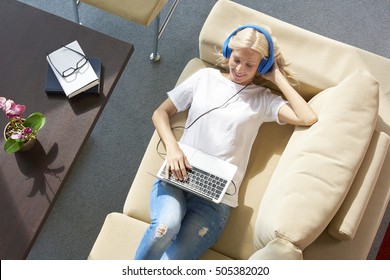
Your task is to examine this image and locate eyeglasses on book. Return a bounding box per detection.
[47,45,88,78]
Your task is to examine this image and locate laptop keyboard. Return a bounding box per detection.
[160,165,228,201]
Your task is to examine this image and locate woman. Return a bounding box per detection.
[134,25,317,260]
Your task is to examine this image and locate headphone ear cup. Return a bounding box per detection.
[259,57,274,75]
[258,57,274,75]
[224,47,232,58]
[258,59,267,74]
[222,37,231,58]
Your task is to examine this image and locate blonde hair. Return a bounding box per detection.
[217,25,297,85]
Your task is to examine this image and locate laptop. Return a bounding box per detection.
[156,142,238,203]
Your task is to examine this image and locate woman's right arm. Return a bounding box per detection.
[152,98,191,180]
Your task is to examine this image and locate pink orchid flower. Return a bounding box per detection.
[24,127,33,134]
[5,99,26,118]
[10,131,23,140]
[0,97,7,111]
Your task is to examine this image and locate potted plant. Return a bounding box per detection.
[1,97,46,153]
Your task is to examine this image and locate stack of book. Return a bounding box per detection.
[45,40,101,98]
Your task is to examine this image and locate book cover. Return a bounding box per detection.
[45,57,102,95]
[46,40,99,98]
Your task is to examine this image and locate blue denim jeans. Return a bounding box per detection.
[134,179,231,260]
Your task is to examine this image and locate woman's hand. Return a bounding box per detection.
[165,143,192,181]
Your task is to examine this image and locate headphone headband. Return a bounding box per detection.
[222,24,274,75]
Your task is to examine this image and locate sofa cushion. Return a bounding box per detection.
[328,131,390,240]
[252,69,379,257]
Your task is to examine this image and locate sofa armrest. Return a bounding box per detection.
[328,131,390,240]
[88,213,149,260]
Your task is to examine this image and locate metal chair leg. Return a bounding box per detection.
[150,14,161,61]
[150,0,181,62]
[72,0,81,24]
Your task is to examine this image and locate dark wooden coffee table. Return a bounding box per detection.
[0,0,134,259]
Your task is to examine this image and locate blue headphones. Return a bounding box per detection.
[222,24,275,75]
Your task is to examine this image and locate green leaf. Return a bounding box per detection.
[4,138,23,154]
[23,112,46,132]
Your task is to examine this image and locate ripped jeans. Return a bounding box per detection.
[134,179,231,260]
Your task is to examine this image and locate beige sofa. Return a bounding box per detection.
[88,0,390,260]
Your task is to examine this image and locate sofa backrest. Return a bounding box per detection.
[199,0,390,104]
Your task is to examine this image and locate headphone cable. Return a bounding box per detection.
[185,82,250,129]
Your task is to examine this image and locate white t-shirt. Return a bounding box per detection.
[168,68,286,207]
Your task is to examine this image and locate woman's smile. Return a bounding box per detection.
[226,48,261,85]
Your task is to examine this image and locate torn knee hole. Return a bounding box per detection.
[198,227,208,237]
[155,225,168,237]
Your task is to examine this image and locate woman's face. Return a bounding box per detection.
[226,48,261,85]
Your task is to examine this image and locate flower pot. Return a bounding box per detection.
[19,137,36,152]
[3,119,36,152]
